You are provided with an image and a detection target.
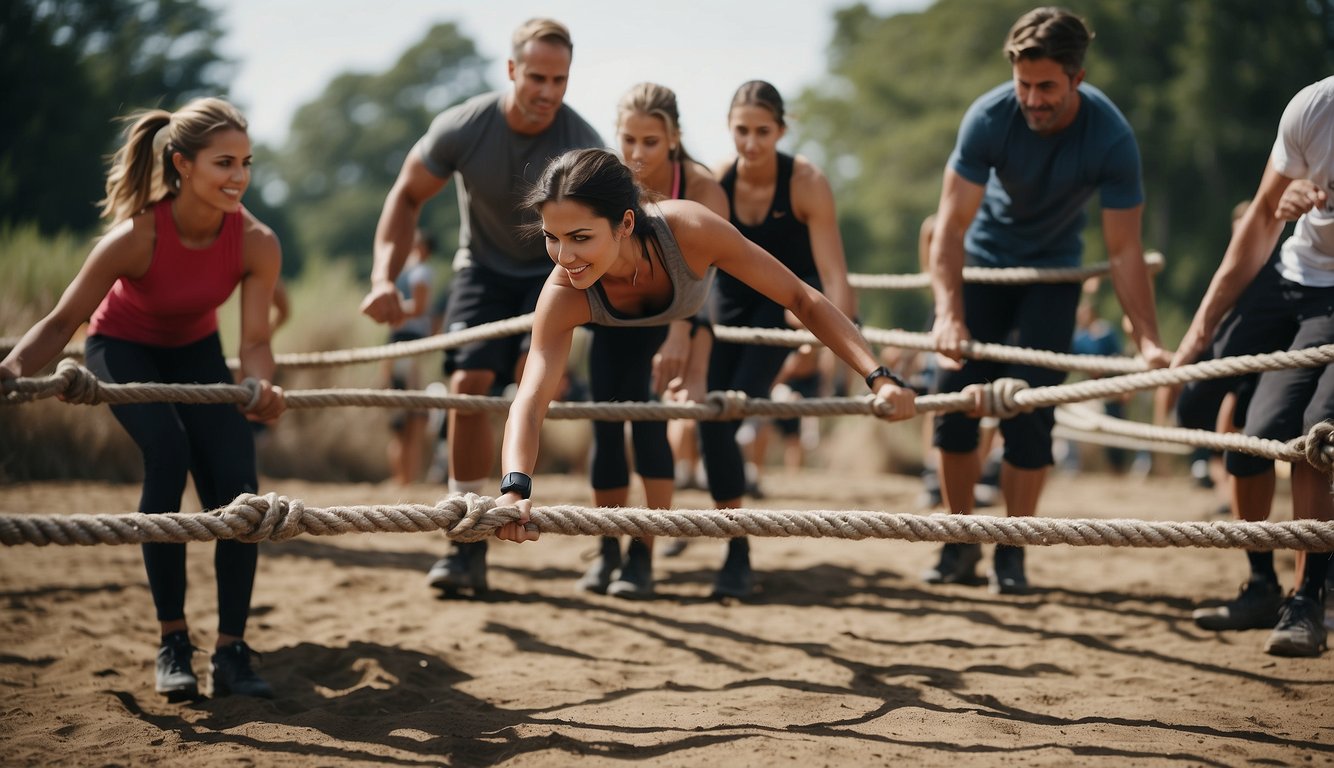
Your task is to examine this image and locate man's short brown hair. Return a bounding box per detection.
[512,18,573,61]
[1004,7,1092,77]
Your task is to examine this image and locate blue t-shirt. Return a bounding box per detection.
[949,82,1144,268]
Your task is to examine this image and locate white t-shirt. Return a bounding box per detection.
[1272,75,1334,287]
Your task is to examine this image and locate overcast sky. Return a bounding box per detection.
[214,0,932,165]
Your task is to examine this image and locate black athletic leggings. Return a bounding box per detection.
[85,333,259,636]
[699,298,792,502]
[588,324,673,490]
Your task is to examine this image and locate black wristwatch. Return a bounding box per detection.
[864,365,906,392]
[499,471,532,500]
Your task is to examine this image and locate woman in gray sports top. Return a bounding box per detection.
[491,148,917,559]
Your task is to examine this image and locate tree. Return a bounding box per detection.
[266,22,489,276]
[0,0,232,234]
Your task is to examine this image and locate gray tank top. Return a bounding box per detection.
[585,209,715,327]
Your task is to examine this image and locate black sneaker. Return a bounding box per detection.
[922,542,983,585]
[576,537,622,595]
[711,537,754,599]
[989,544,1029,595]
[660,538,689,558]
[607,539,655,600]
[1263,595,1328,657]
[1192,578,1283,631]
[210,641,274,699]
[427,541,489,596]
[155,631,199,702]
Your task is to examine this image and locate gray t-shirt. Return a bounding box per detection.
[585,208,715,327]
[416,91,604,278]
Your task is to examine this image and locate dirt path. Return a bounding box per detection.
[1,471,1330,766]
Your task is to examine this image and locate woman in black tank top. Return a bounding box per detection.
[573,84,733,600]
[696,80,860,599]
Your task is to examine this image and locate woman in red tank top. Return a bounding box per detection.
[0,97,285,701]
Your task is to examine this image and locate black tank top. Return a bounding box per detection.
[717,152,820,318]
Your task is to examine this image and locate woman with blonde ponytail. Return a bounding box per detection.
[1,97,285,701]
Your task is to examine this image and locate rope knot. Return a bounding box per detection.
[981,377,1030,419]
[232,492,305,542]
[1302,421,1334,475]
[707,390,750,421]
[57,359,103,405]
[434,493,521,542]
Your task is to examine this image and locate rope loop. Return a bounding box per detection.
[1302,421,1334,475]
[973,377,1030,419]
[707,390,750,421]
[240,378,263,413]
[57,359,103,405]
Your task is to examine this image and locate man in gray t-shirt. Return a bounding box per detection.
[360,18,603,596]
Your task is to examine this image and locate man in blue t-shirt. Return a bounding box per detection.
[925,7,1169,594]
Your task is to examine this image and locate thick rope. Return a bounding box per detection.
[847,250,1165,290]
[5,352,1333,470]
[716,325,1147,375]
[3,492,1330,550]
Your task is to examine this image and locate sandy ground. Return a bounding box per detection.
[1,470,1331,767]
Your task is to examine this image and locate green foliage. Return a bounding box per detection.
[263,22,490,276]
[797,0,1334,338]
[0,0,233,235]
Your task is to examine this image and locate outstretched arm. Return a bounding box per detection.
[676,202,916,420]
[237,218,285,423]
[1174,162,1293,367]
[361,153,447,326]
[494,277,587,543]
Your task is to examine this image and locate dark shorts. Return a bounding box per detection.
[1226,271,1334,476]
[442,264,548,388]
[932,281,1081,469]
[1175,262,1282,436]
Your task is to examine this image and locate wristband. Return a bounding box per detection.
[499,471,532,500]
[864,365,906,392]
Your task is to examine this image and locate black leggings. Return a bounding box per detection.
[85,333,259,637]
[587,324,673,490]
[699,299,791,502]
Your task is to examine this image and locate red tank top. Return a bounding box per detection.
[89,199,246,347]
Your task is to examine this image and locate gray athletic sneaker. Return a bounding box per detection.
[210,641,274,698]
[1263,595,1328,657]
[1192,579,1283,631]
[607,539,654,600]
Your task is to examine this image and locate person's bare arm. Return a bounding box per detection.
[1101,204,1169,368]
[0,217,151,380]
[929,169,985,370]
[792,158,856,321]
[1174,163,1293,367]
[236,218,285,422]
[360,153,447,326]
[675,201,915,420]
[494,276,588,543]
